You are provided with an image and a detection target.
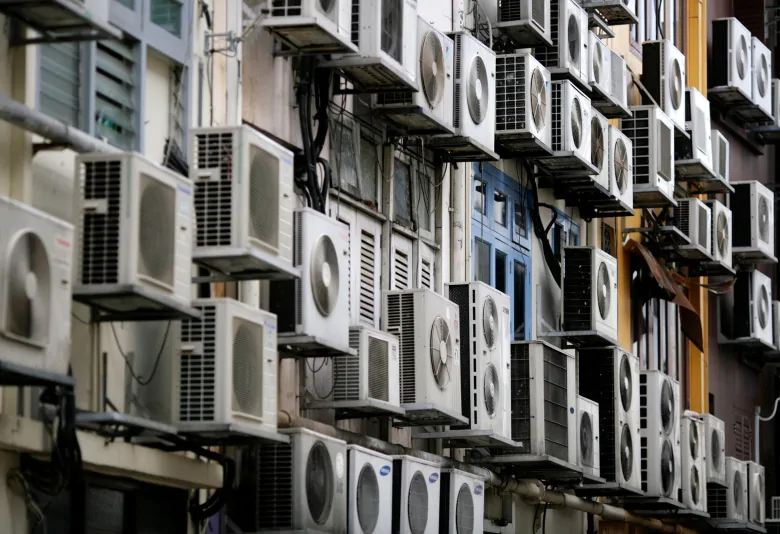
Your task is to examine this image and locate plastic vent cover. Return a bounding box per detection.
[456,483,475,534]
[421,31,445,107]
[467,56,489,124]
[430,316,453,389]
[482,296,498,348]
[310,233,340,316]
[306,441,334,524]
[138,174,175,287]
[357,464,380,533]
[407,471,429,534]
[5,231,51,343]
[232,320,262,416]
[531,67,547,130]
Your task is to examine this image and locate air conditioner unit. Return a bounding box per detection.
[534,0,589,89]
[710,18,752,101]
[608,124,633,210]
[703,199,733,270]
[622,106,676,208]
[590,108,610,191]
[596,48,631,118]
[733,269,773,346]
[671,198,712,259]
[579,0,638,25]
[382,288,465,426]
[270,208,350,352]
[323,0,418,91]
[748,461,766,525]
[392,455,441,534]
[708,457,748,521]
[752,37,773,120]
[731,180,775,262]
[701,413,726,486]
[710,129,730,185]
[73,152,193,315]
[494,50,553,154]
[589,32,611,99]
[372,17,454,135]
[548,80,594,170]
[255,428,347,532]
[577,395,600,478]
[348,445,393,534]
[447,282,513,446]
[0,196,73,376]
[190,126,295,276]
[681,411,707,512]
[675,87,714,178]
[579,348,641,491]
[491,0,551,47]
[642,40,686,132]
[261,0,357,54]
[561,246,618,344]
[0,0,120,42]
[440,469,486,534]
[639,370,681,500]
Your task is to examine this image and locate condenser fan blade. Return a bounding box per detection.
[717,212,729,256]
[689,420,699,459]
[580,412,593,464]
[530,68,547,130]
[482,296,498,349]
[660,379,675,434]
[305,442,334,524]
[661,438,675,497]
[596,261,611,321]
[614,139,629,193]
[421,31,445,107]
[570,97,583,148]
[310,234,340,316]
[737,36,748,80]
[6,231,51,342]
[619,353,633,411]
[690,465,700,504]
[484,363,499,417]
[759,286,770,329]
[620,424,634,481]
[671,58,683,110]
[593,46,602,82]
[591,117,604,170]
[467,56,489,125]
[759,196,770,243]
[430,317,452,389]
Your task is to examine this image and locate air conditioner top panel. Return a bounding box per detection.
[77,151,191,185]
[443,467,486,484]
[511,339,573,358]
[191,124,295,157]
[391,454,441,468]
[446,280,509,298]
[2,194,74,233]
[191,297,278,319]
[280,427,348,444]
[348,443,393,462]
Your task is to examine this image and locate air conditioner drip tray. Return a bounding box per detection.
[72,284,202,323]
[411,429,519,449]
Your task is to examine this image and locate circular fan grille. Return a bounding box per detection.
[689,421,700,460]
[619,353,633,412]
[620,423,634,481]
[484,363,499,418]
[592,43,603,83]
[407,471,429,534]
[357,464,380,533]
[530,68,547,131]
[571,96,583,149]
[759,284,770,329]
[734,470,744,511]
[483,296,498,349]
[319,0,336,12]
[305,442,334,524]
[759,196,770,243]
[670,57,683,110]
[759,54,769,97]
[661,379,675,435]
[4,231,51,343]
[232,323,260,415]
[381,0,401,60]
[614,138,629,194]
[567,13,580,65]
[711,429,722,471]
[661,438,676,497]
[580,411,593,465]
[690,465,701,504]
[717,211,729,257]
[455,483,474,534]
[139,182,175,284]
[420,31,445,108]
[596,260,611,321]
[737,35,749,80]
[429,317,453,389]
[310,234,340,316]
[591,117,605,171]
[467,56,489,125]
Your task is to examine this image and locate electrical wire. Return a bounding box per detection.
[109,321,172,387]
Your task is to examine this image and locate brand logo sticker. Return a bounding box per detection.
[474,484,484,495]
[429,472,439,483]
[380,465,391,476]
[336,452,344,478]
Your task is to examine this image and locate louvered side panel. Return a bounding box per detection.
[39,43,81,127]
[421,259,432,290]
[95,40,136,150]
[448,284,471,423]
[179,306,217,422]
[543,347,569,461]
[639,372,649,492]
[386,293,416,403]
[255,442,294,529]
[339,217,352,319]
[393,250,410,290]
[674,201,691,237]
[193,131,235,247]
[562,247,593,331]
[623,108,651,185]
[80,159,121,285]
[707,484,728,518]
[551,82,563,151]
[333,353,360,401]
[499,0,523,21]
[359,230,377,325]
[453,34,463,129]
[367,336,389,401]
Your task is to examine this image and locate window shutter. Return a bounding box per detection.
[95,40,137,150]
[39,43,82,127]
[359,229,377,325]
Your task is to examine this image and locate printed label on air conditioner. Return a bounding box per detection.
[54,233,72,269]
[454,346,460,366]
[336,452,345,478]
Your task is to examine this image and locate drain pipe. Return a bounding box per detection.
[278,412,685,534]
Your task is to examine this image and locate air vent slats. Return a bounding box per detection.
[562,248,593,331]
[193,132,234,247]
[80,160,122,285]
[179,306,217,422]
[386,293,416,403]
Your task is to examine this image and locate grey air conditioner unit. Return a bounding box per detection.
[751,36,773,121]
[675,87,715,179]
[710,129,730,186]
[577,395,600,479]
[262,0,358,54]
[709,18,752,102]
[671,198,712,260]
[533,0,589,89]
[589,32,611,99]
[579,0,638,26]
[0,0,121,43]
[591,107,610,192]
[642,40,686,133]
[748,461,766,525]
[700,413,726,487]
[707,457,748,521]
[639,370,681,500]
[732,269,774,347]
[680,411,707,512]
[703,199,733,272]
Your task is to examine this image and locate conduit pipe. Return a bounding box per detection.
[278,412,685,534]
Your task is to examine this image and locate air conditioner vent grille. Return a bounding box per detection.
[255,442,294,528]
[562,247,593,331]
[368,336,389,401]
[358,232,376,323]
[621,108,650,185]
[179,306,217,422]
[80,159,122,285]
[386,293,416,403]
[193,131,234,247]
[496,54,527,132]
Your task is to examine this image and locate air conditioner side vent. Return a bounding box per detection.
[255,442,294,529]
[386,293,416,404]
[179,306,217,422]
[562,247,593,331]
[80,159,122,285]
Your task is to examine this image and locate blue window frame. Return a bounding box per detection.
[471,163,533,341]
[550,209,581,261]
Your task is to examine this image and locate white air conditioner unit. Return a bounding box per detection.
[0,0,120,42]
[589,32,611,99]
[579,348,641,490]
[681,411,707,512]
[534,0,588,88]
[591,108,610,191]
[774,301,780,351]
[711,129,730,185]
[348,445,393,534]
[577,395,600,478]
[382,288,465,426]
[676,87,714,177]
[752,37,773,120]
[731,180,775,262]
[748,462,766,524]
[494,50,552,152]
[551,80,592,165]
[623,106,676,208]
[490,0,551,47]
[392,455,441,534]
[703,199,733,270]
[672,198,712,259]
[0,196,73,376]
[74,152,193,314]
[608,124,633,210]
[255,428,348,532]
[732,269,773,346]
[710,18,752,101]
[270,208,350,351]
[640,370,681,500]
[580,0,637,23]
[440,469,485,534]
[372,17,454,135]
[324,0,418,91]
[261,0,357,54]
[708,457,749,521]
[609,49,630,111]
[700,413,726,486]
[447,282,512,446]
[642,40,686,132]
[190,125,295,276]
[772,79,780,127]
[561,246,618,343]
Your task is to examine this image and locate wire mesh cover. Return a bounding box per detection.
[407,471,429,534]
[690,464,701,504]
[596,260,611,321]
[619,352,633,411]
[530,67,547,130]
[232,320,262,417]
[482,296,498,349]
[421,31,445,108]
[306,442,334,525]
[592,41,603,83]
[567,13,580,66]
[580,411,593,466]
[248,144,280,250]
[711,428,722,471]
[310,234,340,316]
[737,34,748,80]
[734,470,744,512]
[570,96,583,148]
[484,363,499,418]
[759,195,770,243]
[670,57,683,110]
[381,0,402,61]
[759,53,769,97]
[5,231,51,342]
[429,316,453,389]
[661,438,676,497]
[614,138,629,193]
[357,464,380,533]
[455,483,474,534]
[138,175,175,287]
[661,379,675,435]
[689,420,700,460]
[620,423,634,481]
[716,211,729,257]
[591,117,605,171]
[467,55,489,125]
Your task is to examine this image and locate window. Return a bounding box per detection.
[551,211,580,261]
[513,200,527,242]
[601,221,617,257]
[95,40,138,150]
[393,158,412,226]
[734,414,753,461]
[169,63,187,151]
[474,179,487,215]
[331,120,360,192]
[393,149,437,238]
[632,0,679,53]
[474,237,491,284]
[109,0,191,64]
[39,42,83,128]
[151,0,184,37]
[330,113,381,208]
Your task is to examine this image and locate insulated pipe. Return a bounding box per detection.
[278,412,684,534]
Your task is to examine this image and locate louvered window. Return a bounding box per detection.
[421,258,433,290]
[359,230,376,325]
[393,249,410,290]
[39,43,82,127]
[734,415,753,462]
[95,40,137,150]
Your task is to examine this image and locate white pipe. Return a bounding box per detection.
[450,164,467,283]
[754,396,780,463]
